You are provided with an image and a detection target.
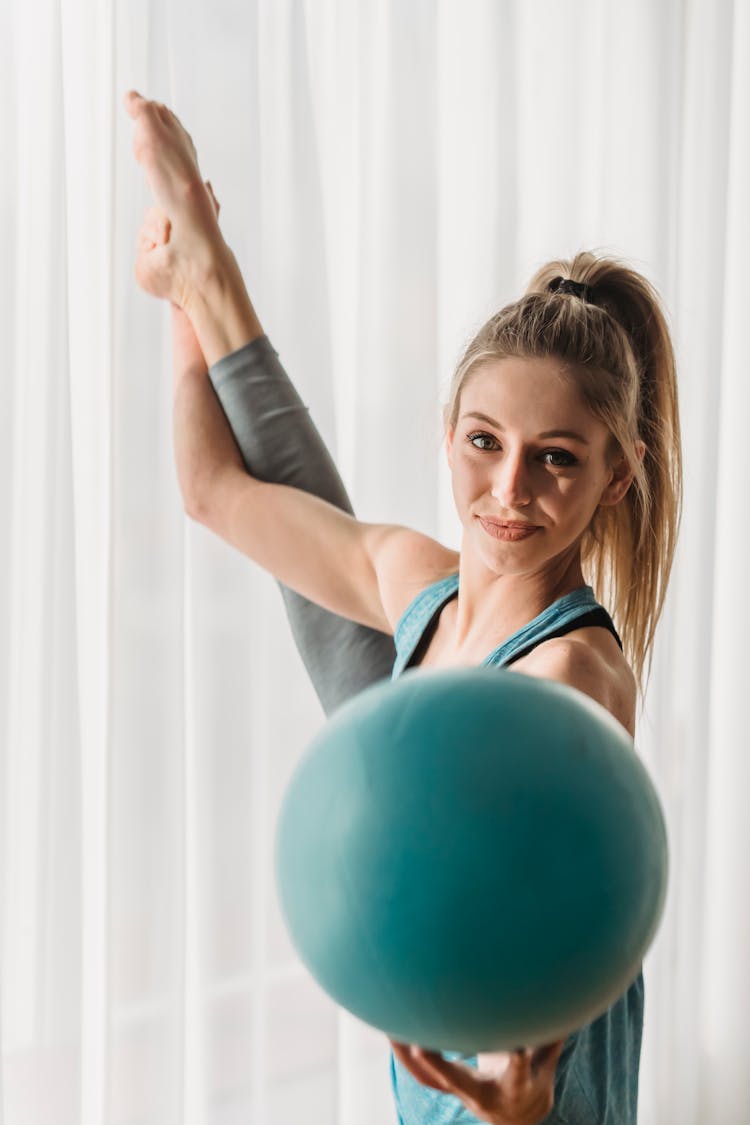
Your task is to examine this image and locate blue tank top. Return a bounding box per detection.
[388,575,644,1125]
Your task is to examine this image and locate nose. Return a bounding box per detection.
[491,448,533,508]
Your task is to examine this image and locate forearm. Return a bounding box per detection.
[171,301,206,398]
[171,303,247,512]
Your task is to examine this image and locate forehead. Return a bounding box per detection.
[460,356,597,429]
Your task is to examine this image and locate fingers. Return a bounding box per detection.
[205,181,220,217]
[504,1042,562,1088]
[146,205,171,242]
[504,1048,534,1090]
[531,1038,566,1077]
[390,1038,563,1123]
[136,229,156,253]
[136,225,169,253]
[137,206,171,251]
[390,1044,452,1093]
[504,1039,565,1084]
[389,1042,484,1102]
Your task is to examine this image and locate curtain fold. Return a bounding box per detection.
[2,1,747,1122]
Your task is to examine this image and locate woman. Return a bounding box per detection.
[125,90,682,1125]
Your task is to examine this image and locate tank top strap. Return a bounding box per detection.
[392,573,460,681]
[392,576,620,681]
[502,605,623,667]
[483,585,613,669]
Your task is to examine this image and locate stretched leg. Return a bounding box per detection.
[208,335,396,715]
[126,92,395,714]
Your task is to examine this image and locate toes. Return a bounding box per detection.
[124,89,146,117]
[138,219,169,249]
[125,90,169,126]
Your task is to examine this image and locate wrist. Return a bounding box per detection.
[171,302,207,383]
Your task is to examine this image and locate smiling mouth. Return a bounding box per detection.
[477,518,541,543]
[478,518,540,529]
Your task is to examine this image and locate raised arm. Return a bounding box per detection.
[169,294,396,715]
[206,333,397,714]
[170,301,457,693]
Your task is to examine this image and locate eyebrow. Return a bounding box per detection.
[460,411,590,445]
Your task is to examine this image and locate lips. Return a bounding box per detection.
[478,518,539,529]
[477,516,541,542]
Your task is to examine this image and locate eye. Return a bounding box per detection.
[541,449,578,468]
[465,432,579,468]
[466,431,499,452]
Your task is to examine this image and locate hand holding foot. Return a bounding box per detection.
[125,90,226,308]
[134,182,221,305]
[135,183,222,380]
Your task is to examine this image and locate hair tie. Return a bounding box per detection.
[548,276,593,302]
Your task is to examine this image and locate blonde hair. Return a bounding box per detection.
[441,249,683,697]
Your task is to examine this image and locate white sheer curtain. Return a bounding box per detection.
[2,0,748,1122]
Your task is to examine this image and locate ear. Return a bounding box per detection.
[445,426,455,469]
[598,440,646,508]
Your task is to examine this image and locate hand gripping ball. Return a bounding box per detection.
[274,668,668,1053]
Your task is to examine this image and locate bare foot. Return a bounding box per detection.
[124,90,227,306]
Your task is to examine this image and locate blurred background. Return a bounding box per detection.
[1,0,748,1122]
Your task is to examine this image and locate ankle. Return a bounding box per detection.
[183,249,265,368]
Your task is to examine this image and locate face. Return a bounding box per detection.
[445,356,636,576]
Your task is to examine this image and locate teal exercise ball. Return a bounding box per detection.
[274,668,668,1053]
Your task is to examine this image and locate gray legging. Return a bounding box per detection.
[208,334,394,716]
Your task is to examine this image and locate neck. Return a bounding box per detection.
[451,547,586,652]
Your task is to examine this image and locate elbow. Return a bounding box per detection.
[182,467,243,530]
[182,486,210,524]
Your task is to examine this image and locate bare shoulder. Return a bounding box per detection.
[513,628,637,738]
[365,524,459,633]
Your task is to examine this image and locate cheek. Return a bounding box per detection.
[545,474,601,520]
[451,472,473,508]
[451,457,480,488]
[560,475,608,520]
[450,464,482,515]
